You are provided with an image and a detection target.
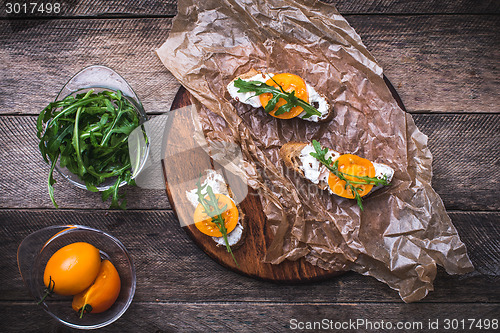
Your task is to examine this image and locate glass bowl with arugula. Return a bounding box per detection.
[37,65,149,209]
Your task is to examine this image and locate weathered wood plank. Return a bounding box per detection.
[1,16,498,116]
[0,115,171,210]
[346,15,500,113]
[328,0,500,14]
[2,210,498,303]
[412,114,500,211]
[0,0,498,18]
[1,302,499,333]
[0,0,178,18]
[0,114,497,210]
[0,18,179,117]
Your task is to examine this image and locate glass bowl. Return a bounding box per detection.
[17,225,136,329]
[50,65,150,191]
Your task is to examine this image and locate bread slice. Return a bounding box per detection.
[279,142,329,191]
[211,185,247,250]
[228,69,334,123]
[185,170,247,250]
[236,68,262,81]
[279,142,394,196]
[279,141,307,174]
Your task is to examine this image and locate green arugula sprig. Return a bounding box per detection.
[309,140,390,211]
[233,77,322,118]
[37,89,143,209]
[196,178,238,266]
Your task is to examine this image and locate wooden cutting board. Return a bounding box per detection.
[162,78,405,283]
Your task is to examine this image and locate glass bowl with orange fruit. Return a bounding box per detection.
[17,225,136,329]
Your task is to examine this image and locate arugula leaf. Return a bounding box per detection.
[309,140,390,211]
[196,178,239,267]
[37,89,145,209]
[233,78,322,118]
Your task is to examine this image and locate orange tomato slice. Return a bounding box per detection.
[328,154,376,199]
[193,194,239,237]
[72,259,121,316]
[259,73,309,119]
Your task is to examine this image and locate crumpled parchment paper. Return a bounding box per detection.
[156,0,473,302]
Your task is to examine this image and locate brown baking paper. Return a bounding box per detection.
[156,0,473,302]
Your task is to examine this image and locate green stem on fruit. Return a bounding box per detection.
[78,304,93,319]
[37,276,55,305]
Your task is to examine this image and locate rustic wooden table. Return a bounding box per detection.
[1,1,498,332]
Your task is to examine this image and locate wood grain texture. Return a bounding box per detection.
[0,18,179,116]
[0,0,177,18]
[346,14,500,113]
[2,210,498,303]
[413,114,500,211]
[0,116,171,210]
[0,114,496,210]
[1,301,499,332]
[0,15,498,116]
[0,0,498,18]
[327,0,500,14]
